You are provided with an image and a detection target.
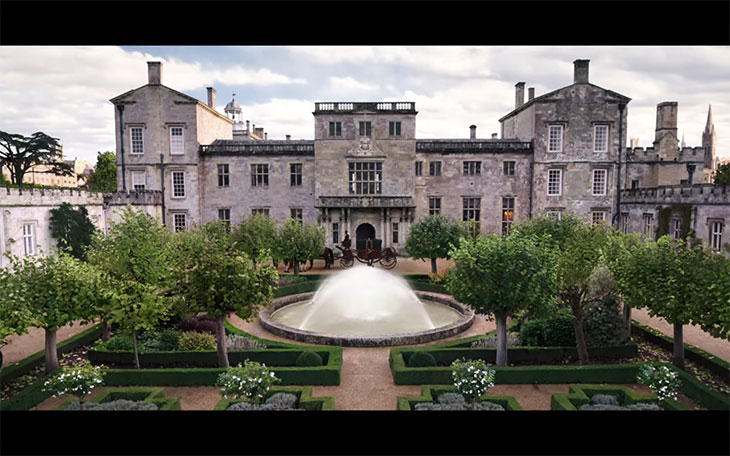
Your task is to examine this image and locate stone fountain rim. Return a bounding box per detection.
[258,291,475,347]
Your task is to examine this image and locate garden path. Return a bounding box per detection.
[1,320,98,367]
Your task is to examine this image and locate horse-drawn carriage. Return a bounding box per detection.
[335,237,397,269]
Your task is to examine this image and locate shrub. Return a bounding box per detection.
[43,360,106,409]
[216,361,281,406]
[583,296,627,346]
[178,331,216,351]
[140,329,180,351]
[414,394,505,411]
[225,334,267,351]
[470,333,521,348]
[101,334,135,351]
[437,392,466,405]
[518,320,546,346]
[176,314,217,335]
[408,351,437,367]
[227,393,301,411]
[590,394,619,406]
[451,358,495,409]
[637,364,682,403]
[542,314,576,347]
[295,351,324,367]
[64,399,159,411]
[227,402,255,411]
[579,402,662,411]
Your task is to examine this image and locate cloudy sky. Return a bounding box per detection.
[0,46,728,165]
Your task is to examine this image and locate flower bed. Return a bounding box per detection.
[213,386,334,410]
[550,384,688,411]
[53,387,180,410]
[396,385,522,411]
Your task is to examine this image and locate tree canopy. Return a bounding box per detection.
[405,214,467,274]
[0,130,74,187]
[231,213,278,263]
[713,163,730,185]
[275,218,324,275]
[49,202,97,260]
[86,151,117,192]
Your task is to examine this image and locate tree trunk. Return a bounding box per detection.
[216,315,229,368]
[623,303,632,338]
[131,329,140,369]
[572,314,590,365]
[673,322,685,369]
[294,260,300,276]
[101,321,111,342]
[45,328,60,374]
[495,312,508,366]
[430,258,437,274]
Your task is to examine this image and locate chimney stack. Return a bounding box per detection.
[573,59,589,84]
[515,82,525,109]
[491,133,498,139]
[147,61,162,85]
[528,87,535,101]
[246,120,250,133]
[206,87,216,109]
[469,125,477,139]
[264,132,268,140]
[286,135,291,141]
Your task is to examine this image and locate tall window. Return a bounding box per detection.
[389,121,401,136]
[218,164,229,187]
[348,162,382,195]
[429,161,441,176]
[131,171,146,191]
[23,223,35,256]
[169,127,184,155]
[591,211,606,226]
[130,127,144,155]
[710,221,723,251]
[173,213,186,232]
[415,161,423,176]
[332,222,339,244]
[429,197,441,215]
[251,164,269,187]
[547,169,562,196]
[594,125,608,153]
[252,208,270,217]
[502,197,515,235]
[548,125,563,153]
[592,169,607,196]
[290,163,302,186]
[463,198,481,232]
[671,218,681,240]
[290,208,303,223]
[359,121,372,137]
[503,161,515,176]
[463,161,481,176]
[218,208,231,232]
[392,222,399,244]
[172,171,185,198]
[621,213,629,234]
[329,121,342,137]
[643,214,654,238]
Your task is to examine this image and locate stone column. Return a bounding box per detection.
[380,208,385,244]
[384,208,390,247]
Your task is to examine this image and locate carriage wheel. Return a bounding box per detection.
[380,248,397,269]
[340,254,354,268]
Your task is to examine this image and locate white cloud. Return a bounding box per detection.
[242,98,315,140]
[328,76,379,92]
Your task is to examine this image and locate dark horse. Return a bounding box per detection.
[283,247,334,272]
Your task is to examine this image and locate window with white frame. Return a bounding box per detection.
[621,213,629,234]
[643,214,654,237]
[131,171,146,191]
[172,171,185,198]
[463,161,481,176]
[671,218,681,240]
[592,169,607,196]
[349,162,382,195]
[429,197,441,215]
[710,221,723,251]
[251,164,269,187]
[591,211,606,226]
[173,213,186,232]
[547,169,562,195]
[502,197,515,235]
[548,125,563,152]
[130,127,144,155]
[290,163,302,186]
[218,208,231,232]
[169,127,184,155]
[22,223,35,255]
[594,125,608,153]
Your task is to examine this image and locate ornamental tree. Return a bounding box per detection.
[43,360,107,410]
[49,202,97,260]
[216,361,281,407]
[450,358,495,410]
[636,364,682,405]
[275,218,323,275]
[446,233,558,366]
[167,221,278,368]
[86,206,172,368]
[2,250,98,373]
[231,213,278,266]
[405,214,467,274]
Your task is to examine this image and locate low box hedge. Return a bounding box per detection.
[214,386,334,411]
[0,324,102,385]
[631,320,730,382]
[550,383,689,411]
[53,387,180,411]
[396,385,523,411]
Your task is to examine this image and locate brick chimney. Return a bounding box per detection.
[147,62,162,85]
[206,87,216,109]
[286,135,291,141]
[528,87,535,101]
[515,82,525,109]
[573,59,589,84]
[469,125,477,139]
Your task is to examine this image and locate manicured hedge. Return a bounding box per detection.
[0,374,55,411]
[0,324,102,385]
[54,387,180,411]
[631,320,730,381]
[396,385,523,411]
[214,386,334,411]
[550,383,689,411]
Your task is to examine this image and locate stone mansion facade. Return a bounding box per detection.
[105,59,727,253]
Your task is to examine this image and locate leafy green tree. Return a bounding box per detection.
[276,218,323,275]
[2,250,97,373]
[405,214,467,274]
[0,130,74,187]
[86,206,172,368]
[167,222,278,368]
[303,223,325,265]
[231,213,278,266]
[512,214,611,364]
[446,234,558,365]
[86,151,117,192]
[713,163,730,185]
[693,251,730,341]
[49,202,97,260]
[0,265,34,367]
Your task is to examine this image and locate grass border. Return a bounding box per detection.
[213,386,334,410]
[549,383,689,411]
[396,385,523,411]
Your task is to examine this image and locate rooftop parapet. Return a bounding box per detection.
[201,140,315,156]
[416,139,532,154]
[1,186,104,205]
[103,190,163,206]
[621,183,729,205]
[314,102,417,114]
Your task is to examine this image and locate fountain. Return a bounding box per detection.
[259,266,474,346]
